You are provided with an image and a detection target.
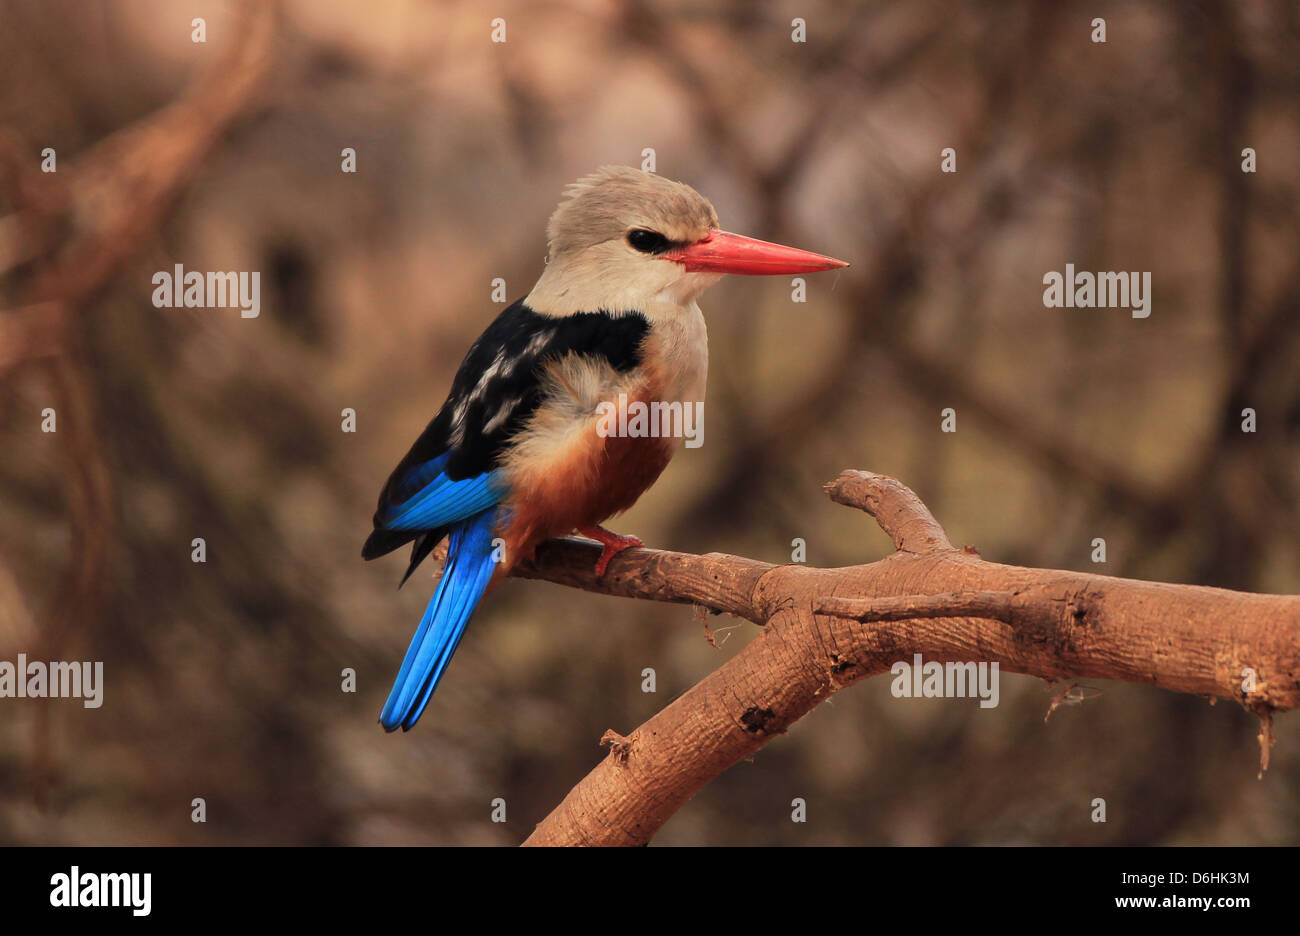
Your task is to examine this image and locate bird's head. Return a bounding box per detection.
[526,166,847,317]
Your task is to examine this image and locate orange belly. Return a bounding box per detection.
[497,425,674,568]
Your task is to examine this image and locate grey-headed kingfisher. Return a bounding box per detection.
[363,166,847,731]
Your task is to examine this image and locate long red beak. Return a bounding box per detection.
[663,230,848,275]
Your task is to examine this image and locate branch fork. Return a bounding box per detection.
[506,469,1299,845]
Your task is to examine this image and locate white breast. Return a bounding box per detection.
[644,300,709,405]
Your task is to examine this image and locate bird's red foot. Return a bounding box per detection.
[578,525,643,577]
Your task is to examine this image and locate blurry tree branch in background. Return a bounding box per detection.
[514,470,1300,846]
[0,1,273,335]
[0,0,274,799]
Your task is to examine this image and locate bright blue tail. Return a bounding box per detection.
[380,509,498,731]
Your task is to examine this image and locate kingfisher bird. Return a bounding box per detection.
[363,166,847,731]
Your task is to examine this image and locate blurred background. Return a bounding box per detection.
[1,0,1298,845]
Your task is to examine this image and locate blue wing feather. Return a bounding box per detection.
[378,461,507,532]
[389,452,452,502]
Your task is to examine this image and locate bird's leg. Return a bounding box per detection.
[578,525,644,577]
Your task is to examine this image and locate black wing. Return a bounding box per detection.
[361,298,650,578]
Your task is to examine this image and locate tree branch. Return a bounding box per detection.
[511,469,1300,846]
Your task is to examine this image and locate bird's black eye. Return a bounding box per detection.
[627,229,670,254]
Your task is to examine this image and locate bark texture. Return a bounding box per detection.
[507,470,1300,846]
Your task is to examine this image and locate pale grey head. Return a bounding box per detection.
[527,167,724,316]
[526,166,847,318]
[545,166,720,261]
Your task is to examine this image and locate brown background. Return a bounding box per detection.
[0,0,1297,844]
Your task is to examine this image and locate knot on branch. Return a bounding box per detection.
[740,706,778,734]
[600,729,632,765]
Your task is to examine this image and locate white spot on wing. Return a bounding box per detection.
[504,328,556,378]
[525,328,555,357]
[483,396,520,435]
[475,350,508,392]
